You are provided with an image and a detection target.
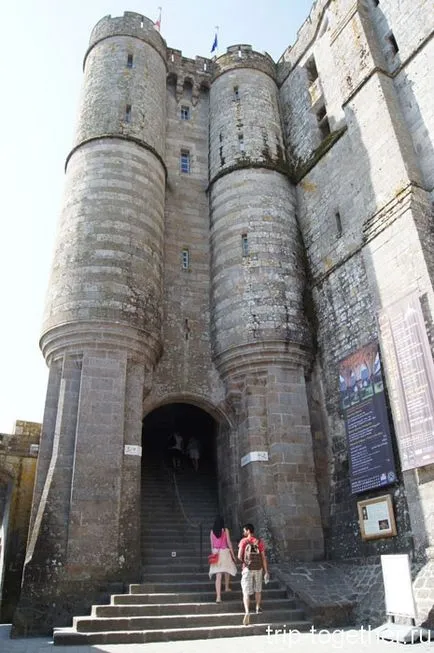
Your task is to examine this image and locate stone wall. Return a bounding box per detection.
[0,421,40,622]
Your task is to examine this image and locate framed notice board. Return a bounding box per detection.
[357,494,397,540]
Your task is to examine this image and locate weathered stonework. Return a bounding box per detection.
[5,0,434,635]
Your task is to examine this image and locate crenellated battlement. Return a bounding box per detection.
[213,44,276,82]
[84,11,167,68]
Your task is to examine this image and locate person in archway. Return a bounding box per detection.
[238,522,269,625]
[167,431,184,469]
[186,436,200,471]
[208,515,237,602]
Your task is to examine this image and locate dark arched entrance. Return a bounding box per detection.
[141,402,217,471]
[140,403,220,571]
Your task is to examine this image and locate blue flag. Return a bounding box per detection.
[211,33,218,53]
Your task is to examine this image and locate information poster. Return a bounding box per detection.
[357,495,397,540]
[339,342,397,494]
[379,294,434,470]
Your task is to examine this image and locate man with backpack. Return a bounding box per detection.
[237,522,269,625]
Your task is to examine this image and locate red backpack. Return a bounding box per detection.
[244,538,263,570]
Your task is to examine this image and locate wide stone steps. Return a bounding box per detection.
[73,607,305,632]
[112,588,289,605]
[54,620,311,645]
[53,463,311,645]
[93,597,297,617]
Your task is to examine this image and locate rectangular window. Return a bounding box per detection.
[241,234,249,257]
[181,248,190,270]
[180,150,190,173]
[306,56,319,84]
[238,134,245,153]
[125,104,132,123]
[234,86,239,101]
[316,104,330,139]
[127,54,133,68]
[180,105,190,120]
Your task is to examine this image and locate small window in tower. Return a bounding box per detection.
[386,31,399,56]
[180,150,190,173]
[125,104,132,123]
[219,133,223,142]
[181,248,190,270]
[203,62,207,71]
[181,105,190,120]
[316,104,330,140]
[140,16,144,28]
[233,86,240,101]
[127,54,133,68]
[335,211,343,238]
[238,49,242,58]
[238,134,245,153]
[241,234,249,257]
[306,56,319,84]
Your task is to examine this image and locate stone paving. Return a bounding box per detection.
[2,624,434,653]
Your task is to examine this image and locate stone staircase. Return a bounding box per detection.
[54,457,311,644]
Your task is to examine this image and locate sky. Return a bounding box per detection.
[0,0,314,433]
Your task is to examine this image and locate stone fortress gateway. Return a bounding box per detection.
[9,0,434,635]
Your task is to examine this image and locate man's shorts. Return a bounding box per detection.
[241,568,263,595]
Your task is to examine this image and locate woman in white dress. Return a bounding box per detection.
[208,516,237,602]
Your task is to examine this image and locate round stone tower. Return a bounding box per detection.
[14,13,168,635]
[209,45,324,559]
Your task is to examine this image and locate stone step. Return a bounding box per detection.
[112,588,289,604]
[130,580,281,593]
[54,620,311,645]
[94,598,296,617]
[73,608,305,632]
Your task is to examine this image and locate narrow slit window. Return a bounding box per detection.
[125,104,132,122]
[306,56,319,84]
[171,53,175,62]
[234,86,239,101]
[203,62,207,71]
[386,31,399,56]
[181,248,190,269]
[180,105,190,120]
[140,16,144,28]
[241,234,249,257]
[238,49,242,58]
[127,54,133,68]
[335,211,343,237]
[180,150,190,174]
[238,134,245,153]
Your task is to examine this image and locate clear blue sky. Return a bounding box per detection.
[0,0,314,433]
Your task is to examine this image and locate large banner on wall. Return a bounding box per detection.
[339,342,397,494]
[378,294,434,471]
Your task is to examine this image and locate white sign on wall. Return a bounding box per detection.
[241,451,269,467]
[124,445,142,457]
[381,554,417,618]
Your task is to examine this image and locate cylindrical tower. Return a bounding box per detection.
[209,45,323,560]
[42,11,167,364]
[13,13,167,636]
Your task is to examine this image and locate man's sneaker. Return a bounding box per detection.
[243,613,250,626]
